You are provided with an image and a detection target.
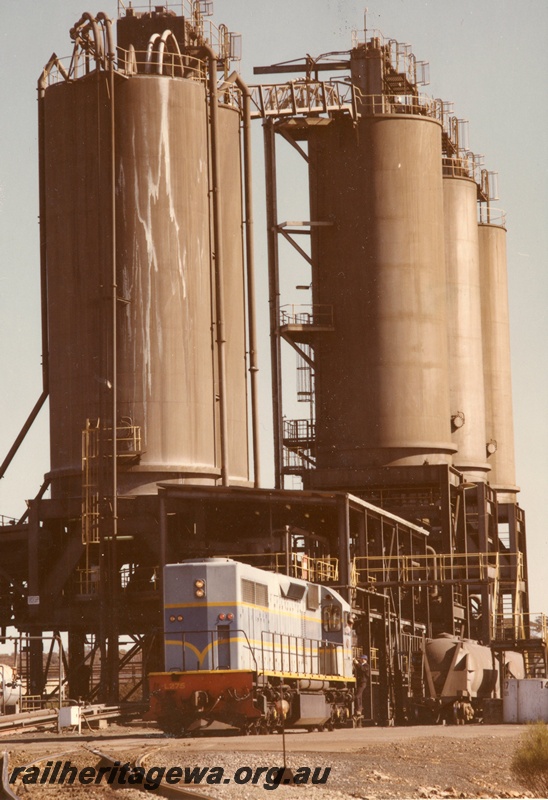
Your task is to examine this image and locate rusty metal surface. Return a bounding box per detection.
[43,70,249,497]
[444,176,489,480]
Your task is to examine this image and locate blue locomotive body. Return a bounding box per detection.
[147,557,356,733]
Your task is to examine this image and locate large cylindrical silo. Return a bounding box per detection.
[308,112,455,480]
[42,15,250,498]
[443,170,489,480]
[478,219,518,500]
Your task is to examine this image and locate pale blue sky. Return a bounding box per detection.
[1,1,547,608]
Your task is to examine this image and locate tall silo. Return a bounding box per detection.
[307,46,455,480]
[41,9,250,499]
[478,215,519,501]
[443,162,489,481]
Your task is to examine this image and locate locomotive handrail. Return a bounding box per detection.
[260,630,345,678]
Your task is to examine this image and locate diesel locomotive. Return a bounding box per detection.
[146,558,357,734]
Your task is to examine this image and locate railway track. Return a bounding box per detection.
[1,745,219,800]
[89,746,218,799]
[0,752,20,800]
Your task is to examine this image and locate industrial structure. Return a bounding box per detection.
[0,3,543,724]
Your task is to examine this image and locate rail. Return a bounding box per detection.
[248,80,356,119]
[260,631,345,677]
[355,90,443,121]
[214,552,338,583]
[280,304,333,327]
[478,205,506,227]
[117,46,206,79]
[87,745,216,800]
[117,1,239,66]
[75,564,160,595]
[493,612,548,642]
[353,551,524,586]
[0,752,19,800]
[283,418,315,443]
[43,47,206,85]
[118,0,201,16]
[442,155,476,180]
[351,29,429,88]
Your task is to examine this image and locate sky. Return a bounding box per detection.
[0,0,547,609]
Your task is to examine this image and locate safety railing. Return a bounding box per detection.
[260,631,345,677]
[213,551,338,583]
[353,551,524,586]
[280,304,333,327]
[442,155,476,180]
[351,31,429,86]
[75,567,101,596]
[42,49,206,85]
[493,612,548,642]
[117,1,236,64]
[354,90,443,121]
[249,80,356,120]
[478,205,507,227]
[20,695,43,712]
[117,46,206,79]
[117,0,200,16]
[283,418,315,444]
[283,447,315,472]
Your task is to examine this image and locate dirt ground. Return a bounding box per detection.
[4,723,537,799]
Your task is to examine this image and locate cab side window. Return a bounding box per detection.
[322,604,342,632]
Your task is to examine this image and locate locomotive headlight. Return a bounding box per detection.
[227,613,234,621]
[169,615,176,623]
[194,578,206,598]
[177,615,184,622]
[218,613,226,621]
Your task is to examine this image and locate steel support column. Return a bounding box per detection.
[264,120,284,488]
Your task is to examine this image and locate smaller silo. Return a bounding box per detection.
[307,41,456,482]
[478,214,519,501]
[443,164,490,481]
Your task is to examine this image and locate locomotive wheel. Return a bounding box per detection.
[243,721,259,735]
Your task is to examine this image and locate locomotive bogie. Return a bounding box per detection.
[148,668,354,733]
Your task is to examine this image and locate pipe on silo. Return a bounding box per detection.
[225,71,261,488]
[200,45,230,486]
[96,12,118,537]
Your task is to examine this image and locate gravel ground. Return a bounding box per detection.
[4,723,536,799]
